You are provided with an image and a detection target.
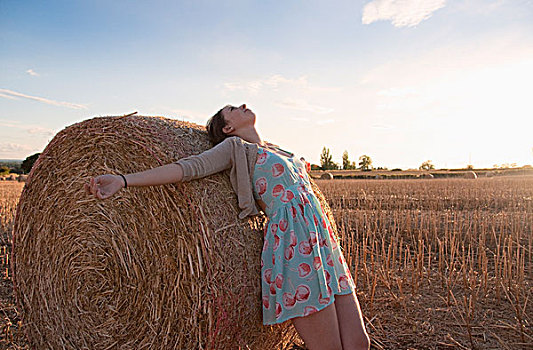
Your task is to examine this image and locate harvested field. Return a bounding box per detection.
[1,175,532,349]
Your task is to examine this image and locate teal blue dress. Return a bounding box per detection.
[253,145,356,325]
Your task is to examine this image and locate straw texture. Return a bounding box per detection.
[12,114,335,349]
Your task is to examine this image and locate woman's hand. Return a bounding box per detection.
[84,174,124,200]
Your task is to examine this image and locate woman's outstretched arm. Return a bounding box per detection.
[85,137,234,200]
[85,163,185,200]
[123,163,184,187]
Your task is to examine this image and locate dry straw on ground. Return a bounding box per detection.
[12,114,339,349]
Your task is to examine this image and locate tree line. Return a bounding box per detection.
[318,147,374,171]
[318,147,439,172]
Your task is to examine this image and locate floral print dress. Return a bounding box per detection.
[253,144,356,325]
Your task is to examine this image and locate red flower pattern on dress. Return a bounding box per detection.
[298,240,312,256]
[298,203,305,216]
[326,253,334,267]
[295,284,310,302]
[339,275,350,290]
[303,306,318,316]
[279,219,288,232]
[270,282,277,295]
[309,232,317,247]
[290,206,297,218]
[284,245,295,260]
[263,268,272,284]
[282,292,296,309]
[318,292,330,305]
[289,230,297,246]
[273,234,280,251]
[255,177,267,196]
[257,152,268,165]
[275,273,284,289]
[313,256,322,270]
[280,189,295,203]
[298,262,311,278]
[272,184,284,197]
[275,302,282,318]
[262,295,270,309]
[272,163,285,177]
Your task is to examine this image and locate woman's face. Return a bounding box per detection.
[221,104,256,135]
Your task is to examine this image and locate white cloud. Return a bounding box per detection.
[289,117,311,122]
[0,89,88,110]
[316,119,335,125]
[152,106,207,124]
[26,69,39,76]
[0,121,56,137]
[362,0,447,27]
[371,124,395,129]
[377,86,419,97]
[0,93,18,100]
[0,142,36,153]
[360,31,533,88]
[275,98,334,114]
[224,74,309,94]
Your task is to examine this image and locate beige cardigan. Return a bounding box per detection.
[174,136,262,219]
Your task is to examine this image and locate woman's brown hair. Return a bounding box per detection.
[206,106,229,146]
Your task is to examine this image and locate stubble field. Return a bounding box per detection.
[1,176,532,349]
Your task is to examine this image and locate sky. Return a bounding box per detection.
[1,0,532,169]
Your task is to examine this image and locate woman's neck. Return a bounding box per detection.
[236,127,265,146]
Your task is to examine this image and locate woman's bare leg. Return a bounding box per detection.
[291,303,343,350]
[334,292,370,350]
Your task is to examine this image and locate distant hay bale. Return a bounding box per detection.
[464,171,478,179]
[12,115,309,349]
[17,174,28,182]
[8,174,17,181]
[375,174,383,179]
[485,171,495,178]
[420,173,434,179]
[320,172,334,180]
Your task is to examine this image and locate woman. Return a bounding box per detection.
[85,104,370,350]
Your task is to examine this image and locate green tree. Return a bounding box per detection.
[0,165,9,176]
[342,150,351,170]
[358,155,372,170]
[419,160,435,171]
[21,153,40,174]
[320,147,336,170]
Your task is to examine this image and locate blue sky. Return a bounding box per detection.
[1,0,532,169]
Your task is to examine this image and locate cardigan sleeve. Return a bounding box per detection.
[174,137,233,182]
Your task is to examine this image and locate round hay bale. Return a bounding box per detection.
[13,115,306,349]
[8,174,17,180]
[420,173,434,179]
[485,171,495,178]
[464,170,478,179]
[320,172,334,180]
[17,174,28,182]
